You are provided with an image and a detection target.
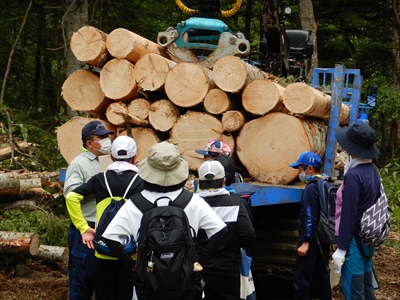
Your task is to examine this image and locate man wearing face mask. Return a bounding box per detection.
[64,120,114,300]
[289,151,332,300]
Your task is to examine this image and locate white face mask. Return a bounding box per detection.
[94,137,111,154]
[299,170,307,183]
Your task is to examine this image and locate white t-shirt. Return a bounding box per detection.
[103,188,226,244]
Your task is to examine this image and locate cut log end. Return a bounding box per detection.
[0,231,40,256]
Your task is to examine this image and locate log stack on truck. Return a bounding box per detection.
[58,1,377,296]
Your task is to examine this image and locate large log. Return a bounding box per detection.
[134,53,177,91]
[242,79,285,115]
[56,117,116,164]
[61,69,113,117]
[236,112,326,185]
[106,28,168,63]
[0,231,40,256]
[99,58,139,101]
[127,98,151,120]
[70,25,109,67]
[283,82,350,125]
[149,100,179,132]
[0,173,42,199]
[165,62,215,107]
[34,245,68,264]
[169,111,235,171]
[129,127,160,163]
[204,89,233,114]
[213,56,268,93]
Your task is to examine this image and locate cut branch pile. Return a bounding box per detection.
[59,25,350,185]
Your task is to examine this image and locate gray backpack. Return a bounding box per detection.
[358,177,392,247]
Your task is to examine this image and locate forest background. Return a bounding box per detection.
[0,0,399,248]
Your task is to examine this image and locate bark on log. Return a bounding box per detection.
[222,110,248,132]
[242,79,285,115]
[61,69,113,117]
[105,102,128,126]
[34,245,68,264]
[0,142,30,161]
[0,172,43,198]
[106,28,168,63]
[127,98,151,120]
[0,231,40,256]
[129,127,160,162]
[99,58,139,101]
[114,111,150,127]
[134,53,177,91]
[213,56,268,93]
[56,117,116,164]
[204,89,233,114]
[70,25,109,67]
[169,111,235,171]
[165,62,215,107]
[149,100,179,132]
[283,82,350,125]
[236,112,326,185]
[0,200,36,211]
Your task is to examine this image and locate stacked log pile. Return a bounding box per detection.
[59,25,349,185]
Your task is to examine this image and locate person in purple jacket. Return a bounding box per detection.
[332,122,380,300]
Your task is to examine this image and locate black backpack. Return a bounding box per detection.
[131,189,203,300]
[313,178,338,245]
[93,171,138,256]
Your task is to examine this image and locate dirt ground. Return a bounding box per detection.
[0,238,399,300]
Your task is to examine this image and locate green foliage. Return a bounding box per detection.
[380,159,400,233]
[0,209,69,247]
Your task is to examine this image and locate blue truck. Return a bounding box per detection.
[249,65,376,298]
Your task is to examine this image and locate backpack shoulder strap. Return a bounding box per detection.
[171,189,193,210]
[316,178,330,214]
[131,193,154,213]
[104,171,138,199]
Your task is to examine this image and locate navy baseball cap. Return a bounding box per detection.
[81,121,114,140]
[289,151,321,168]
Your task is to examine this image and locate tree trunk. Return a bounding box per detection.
[63,0,89,118]
[69,25,109,67]
[242,79,285,115]
[56,117,116,164]
[99,58,139,101]
[165,62,215,107]
[204,89,233,114]
[134,53,177,91]
[222,110,248,132]
[106,28,168,63]
[213,56,268,93]
[169,111,235,171]
[149,100,179,132]
[35,245,68,264]
[0,231,40,256]
[127,98,151,120]
[299,0,318,80]
[0,174,43,199]
[61,69,112,117]
[236,112,326,184]
[283,82,349,124]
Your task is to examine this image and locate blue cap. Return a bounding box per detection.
[289,151,321,168]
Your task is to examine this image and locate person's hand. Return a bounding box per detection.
[82,228,95,249]
[297,242,309,256]
[332,248,347,273]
